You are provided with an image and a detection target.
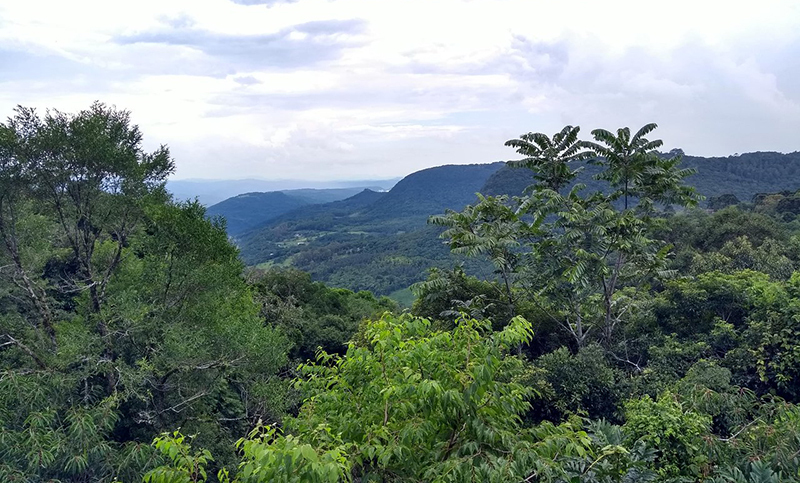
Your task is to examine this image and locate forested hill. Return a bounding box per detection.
[481,151,800,200]
[206,187,382,235]
[237,163,505,294]
[240,188,387,241]
[683,151,800,200]
[206,191,308,235]
[234,162,506,240]
[237,151,800,296]
[362,161,505,219]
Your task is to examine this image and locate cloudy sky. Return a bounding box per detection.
[1,0,799,181]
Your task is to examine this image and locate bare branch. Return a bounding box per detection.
[0,334,47,369]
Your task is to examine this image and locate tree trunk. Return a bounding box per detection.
[0,211,57,347]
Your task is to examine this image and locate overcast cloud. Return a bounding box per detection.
[0,0,798,180]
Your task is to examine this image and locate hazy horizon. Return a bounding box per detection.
[168,175,402,182]
[2,0,799,181]
[167,147,799,183]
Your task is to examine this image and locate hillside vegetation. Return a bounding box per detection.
[206,191,309,235]
[236,150,800,295]
[482,150,800,200]
[237,164,507,293]
[2,105,800,483]
[206,187,389,236]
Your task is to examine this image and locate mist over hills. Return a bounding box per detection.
[207,151,800,296]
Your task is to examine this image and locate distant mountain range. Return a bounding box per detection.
[208,151,800,297]
[205,187,391,235]
[167,178,400,206]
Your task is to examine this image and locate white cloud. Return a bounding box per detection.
[0,0,798,180]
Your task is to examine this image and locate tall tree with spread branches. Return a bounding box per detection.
[433,123,700,348]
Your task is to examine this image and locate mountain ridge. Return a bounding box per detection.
[481,151,800,200]
[206,187,391,235]
[168,177,399,206]
[233,151,800,295]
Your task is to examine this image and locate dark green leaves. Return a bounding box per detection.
[505,125,593,192]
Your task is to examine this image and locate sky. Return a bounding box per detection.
[1,0,799,181]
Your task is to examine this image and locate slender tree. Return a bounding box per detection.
[581,123,698,210]
[430,194,532,322]
[0,118,57,352]
[435,123,700,348]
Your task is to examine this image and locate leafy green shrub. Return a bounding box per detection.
[623,391,711,479]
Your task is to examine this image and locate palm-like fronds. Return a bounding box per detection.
[583,123,696,210]
[505,125,593,192]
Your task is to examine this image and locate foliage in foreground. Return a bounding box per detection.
[144,314,598,482]
[144,314,800,483]
[0,104,290,482]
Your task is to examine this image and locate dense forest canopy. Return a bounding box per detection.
[2,104,800,482]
